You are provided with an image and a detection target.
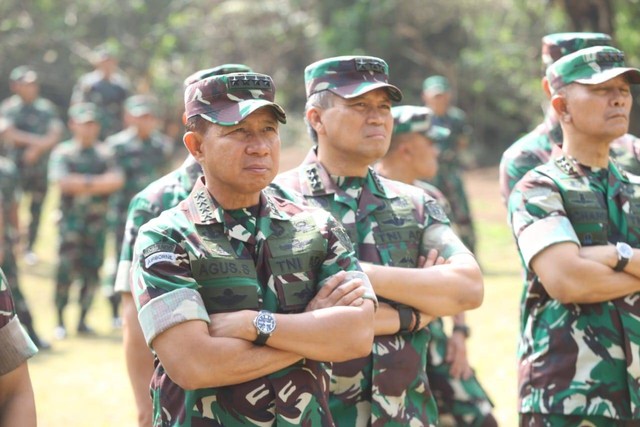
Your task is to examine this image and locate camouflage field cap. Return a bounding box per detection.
[184,72,286,125]
[10,66,38,83]
[392,105,450,141]
[125,95,158,117]
[91,44,118,64]
[541,32,612,68]
[69,103,100,123]
[422,75,450,94]
[183,64,253,88]
[304,55,402,101]
[546,46,640,94]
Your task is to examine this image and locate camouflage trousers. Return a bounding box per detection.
[520,413,640,427]
[1,246,35,331]
[428,167,476,254]
[427,319,494,427]
[16,166,49,250]
[55,227,107,313]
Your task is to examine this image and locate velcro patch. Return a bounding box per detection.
[145,252,177,269]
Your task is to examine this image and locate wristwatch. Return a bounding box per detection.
[253,310,276,346]
[614,242,633,272]
[453,324,470,338]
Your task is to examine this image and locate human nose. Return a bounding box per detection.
[366,106,387,124]
[246,133,272,156]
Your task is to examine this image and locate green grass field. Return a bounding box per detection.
[19,165,522,427]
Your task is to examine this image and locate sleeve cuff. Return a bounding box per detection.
[0,316,38,375]
[518,214,579,268]
[138,287,210,348]
[114,260,132,294]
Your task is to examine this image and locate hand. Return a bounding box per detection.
[208,310,252,341]
[22,146,42,166]
[305,271,366,311]
[418,249,445,269]
[446,330,473,380]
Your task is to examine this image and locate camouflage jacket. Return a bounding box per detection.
[105,127,172,217]
[0,268,37,375]
[500,110,640,206]
[0,94,62,168]
[0,156,18,243]
[71,70,131,138]
[132,177,374,427]
[48,140,119,232]
[509,155,640,419]
[114,156,202,294]
[431,106,471,170]
[273,148,471,427]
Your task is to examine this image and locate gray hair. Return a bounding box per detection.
[304,90,336,143]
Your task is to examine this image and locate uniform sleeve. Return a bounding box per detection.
[47,146,68,183]
[0,270,37,375]
[131,218,209,348]
[508,171,579,269]
[114,195,156,294]
[420,196,471,259]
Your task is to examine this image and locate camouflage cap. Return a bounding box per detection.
[9,66,38,83]
[422,75,450,94]
[392,105,450,141]
[546,46,640,94]
[184,72,286,125]
[541,32,612,68]
[69,103,100,123]
[304,55,402,101]
[183,64,253,88]
[125,95,158,117]
[91,44,118,63]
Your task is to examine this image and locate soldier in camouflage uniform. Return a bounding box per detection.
[116,64,251,427]
[273,55,484,426]
[48,103,124,339]
[0,116,49,350]
[71,46,131,140]
[0,66,63,262]
[375,105,497,427]
[499,32,640,206]
[509,46,640,426]
[131,71,377,426]
[0,266,38,427]
[421,75,476,254]
[104,94,172,328]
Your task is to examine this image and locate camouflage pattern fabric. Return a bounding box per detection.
[114,156,202,294]
[105,127,172,261]
[184,73,286,125]
[424,106,476,253]
[304,55,402,101]
[0,94,62,249]
[48,140,119,315]
[413,181,494,427]
[273,148,472,427]
[132,177,373,427]
[0,267,37,375]
[509,156,640,421]
[520,412,640,427]
[71,69,131,139]
[540,32,612,68]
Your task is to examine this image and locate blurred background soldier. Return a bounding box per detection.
[103,94,172,329]
[71,45,131,140]
[421,75,477,254]
[48,102,124,339]
[0,66,63,264]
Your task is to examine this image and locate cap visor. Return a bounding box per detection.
[200,99,286,126]
[333,82,403,102]
[575,67,640,86]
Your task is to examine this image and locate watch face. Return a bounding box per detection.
[618,242,633,258]
[256,312,276,334]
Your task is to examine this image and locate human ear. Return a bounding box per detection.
[541,77,552,99]
[550,94,570,123]
[306,108,325,135]
[183,131,204,161]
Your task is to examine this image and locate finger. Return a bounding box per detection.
[417,255,427,268]
[316,271,347,298]
[422,249,439,268]
[436,256,445,265]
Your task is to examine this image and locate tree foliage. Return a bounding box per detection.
[1,0,638,164]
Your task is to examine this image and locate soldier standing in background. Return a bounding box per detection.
[273,55,483,426]
[0,66,63,264]
[421,75,476,254]
[509,46,640,426]
[71,46,131,140]
[48,103,124,339]
[375,105,497,427]
[104,94,171,329]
